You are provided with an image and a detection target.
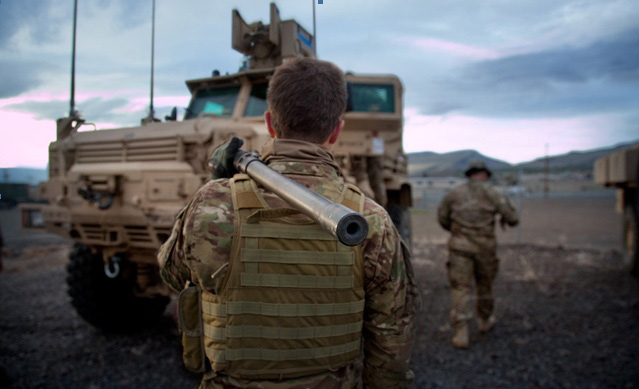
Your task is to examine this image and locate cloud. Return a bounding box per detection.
[0,59,47,98]
[467,28,639,88]
[403,107,639,163]
[4,91,191,129]
[0,109,56,168]
[416,28,639,117]
[7,97,128,123]
[0,0,61,49]
[397,36,501,60]
[3,0,639,169]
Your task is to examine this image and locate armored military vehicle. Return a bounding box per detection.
[22,3,412,330]
[594,146,639,276]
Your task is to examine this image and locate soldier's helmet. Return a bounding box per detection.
[465,160,492,178]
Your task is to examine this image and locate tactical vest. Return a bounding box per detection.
[198,174,366,380]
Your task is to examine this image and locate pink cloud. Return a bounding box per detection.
[0,107,155,167]
[0,109,56,168]
[0,89,147,109]
[400,36,501,60]
[0,93,67,108]
[0,90,191,167]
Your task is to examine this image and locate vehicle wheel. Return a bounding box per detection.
[66,244,169,331]
[622,203,639,277]
[387,204,412,248]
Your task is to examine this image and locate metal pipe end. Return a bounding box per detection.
[234,150,260,173]
[336,213,369,246]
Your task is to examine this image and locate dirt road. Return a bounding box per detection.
[1,197,637,388]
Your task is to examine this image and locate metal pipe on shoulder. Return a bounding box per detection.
[234,150,368,246]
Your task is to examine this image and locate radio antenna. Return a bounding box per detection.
[69,0,78,117]
[143,0,158,124]
[312,0,317,55]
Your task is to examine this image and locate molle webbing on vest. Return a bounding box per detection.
[205,340,362,364]
[241,248,354,265]
[225,340,362,361]
[241,224,336,240]
[204,320,363,341]
[202,299,365,317]
[240,273,354,289]
[203,174,366,379]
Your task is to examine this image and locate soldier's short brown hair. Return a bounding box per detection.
[267,58,347,144]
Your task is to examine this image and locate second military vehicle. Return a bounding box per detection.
[594,146,639,276]
[23,3,412,330]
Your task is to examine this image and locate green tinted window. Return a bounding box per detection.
[348,84,394,113]
[244,83,269,117]
[185,86,240,119]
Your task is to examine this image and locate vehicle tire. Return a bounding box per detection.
[66,244,169,331]
[388,204,412,248]
[622,202,639,277]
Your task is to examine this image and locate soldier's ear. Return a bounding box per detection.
[264,111,277,138]
[326,120,344,146]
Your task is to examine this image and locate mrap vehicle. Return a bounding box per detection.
[594,145,639,276]
[23,3,412,330]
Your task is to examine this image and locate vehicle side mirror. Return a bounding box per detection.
[165,107,177,121]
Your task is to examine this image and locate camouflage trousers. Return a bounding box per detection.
[447,250,499,327]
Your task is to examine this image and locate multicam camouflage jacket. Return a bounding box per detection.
[437,180,519,254]
[158,138,421,388]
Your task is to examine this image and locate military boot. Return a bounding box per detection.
[479,315,496,333]
[451,324,469,349]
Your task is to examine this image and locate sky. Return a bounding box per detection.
[1,0,638,168]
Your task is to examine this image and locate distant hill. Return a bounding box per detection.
[515,141,639,172]
[0,167,48,185]
[408,150,511,177]
[407,140,639,177]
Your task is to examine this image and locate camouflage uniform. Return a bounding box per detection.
[159,139,421,388]
[437,179,518,328]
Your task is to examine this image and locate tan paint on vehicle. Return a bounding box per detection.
[24,2,412,299]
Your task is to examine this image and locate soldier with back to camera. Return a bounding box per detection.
[437,161,518,349]
[158,58,421,388]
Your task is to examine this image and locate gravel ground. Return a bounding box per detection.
[0,245,199,389]
[411,243,639,388]
[1,242,637,388]
[1,198,638,389]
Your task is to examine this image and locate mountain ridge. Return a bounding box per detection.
[409,140,639,176]
[0,167,48,185]
[409,149,511,177]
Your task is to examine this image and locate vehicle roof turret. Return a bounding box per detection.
[232,3,316,70]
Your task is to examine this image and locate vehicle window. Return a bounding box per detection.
[347,83,395,113]
[185,86,240,119]
[244,83,269,117]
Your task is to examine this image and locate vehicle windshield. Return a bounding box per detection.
[185,86,240,119]
[347,83,395,113]
[244,83,268,117]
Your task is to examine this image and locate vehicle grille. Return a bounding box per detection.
[124,225,155,246]
[74,224,168,248]
[80,224,106,242]
[76,137,182,164]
